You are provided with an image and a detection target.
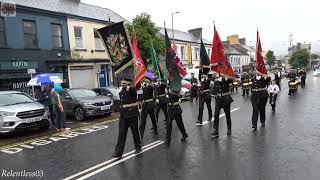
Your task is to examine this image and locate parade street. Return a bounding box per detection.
[1,74,320,180]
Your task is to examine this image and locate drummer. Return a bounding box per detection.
[287,69,297,96]
[241,72,250,96]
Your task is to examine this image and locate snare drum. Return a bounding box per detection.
[243,83,250,89]
[289,82,297,90]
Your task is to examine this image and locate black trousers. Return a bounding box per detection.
[166,112,188,142]
[269,94,278,111]
[139,107,157,139]
[190,88,198,101]
[242,89,249,96]
[301,77,306,87]
[155,103,168,122]
[251,93,268,127]
[213,99,231,132]
[115,116,142,155]
[197,97,212,122]
[288,88,295,95]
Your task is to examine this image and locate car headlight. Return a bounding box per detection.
[0,111,15,117]
[83,103,92,106]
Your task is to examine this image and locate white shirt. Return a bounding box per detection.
[268,84,280,94]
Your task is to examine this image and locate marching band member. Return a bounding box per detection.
[268,80,280,112]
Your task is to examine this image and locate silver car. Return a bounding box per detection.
[0,91,50,134]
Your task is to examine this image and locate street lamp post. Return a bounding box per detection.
[171,11,179,43]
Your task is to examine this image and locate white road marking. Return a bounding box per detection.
[63,140,162,180]
[75,141,164,180]
[201,107,240,125]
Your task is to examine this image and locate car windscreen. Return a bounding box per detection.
[0,93,34,106]
[69,89,97,98]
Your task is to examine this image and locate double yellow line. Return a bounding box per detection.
[0,118,119,150]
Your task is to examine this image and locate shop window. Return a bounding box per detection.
[94,28,104,50]
[74,26,84,49]
[180,46,185,60]
[23,20,38,49]
[194,47,199,60]
[51,24,63,49]
[0,18,5,48]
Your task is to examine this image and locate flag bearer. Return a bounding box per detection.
[155,78,168,122]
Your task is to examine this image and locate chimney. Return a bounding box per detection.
[188,28,202,38]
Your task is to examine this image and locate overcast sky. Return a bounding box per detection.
[83,0,320,55]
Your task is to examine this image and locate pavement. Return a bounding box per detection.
[1,73,320,180]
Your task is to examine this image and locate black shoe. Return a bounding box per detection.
[211,130,219,138]
[252,126,257,131]
[261,123,265,128]
[181,135,188,142]
[208,117,212,122]
[242,94,245,96]
[112,153,122,159]
[134,148,142,154]
[227,129,232,136]
[164,140,170,147]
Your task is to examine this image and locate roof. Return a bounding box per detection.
[231,44,249,55]
[159,28,212,45]
[1,0,127,23]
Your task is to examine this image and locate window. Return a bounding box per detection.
[180,46,185,60]
[51,24,63,49]
[94,28,104,50]
[23,20,37,49]
[74,26,83,49]
[194,47,199,60]
[0,18,5,48]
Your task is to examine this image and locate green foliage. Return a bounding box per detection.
[127,13,165,66]
[289,49,310,69]
[265,50,276,68]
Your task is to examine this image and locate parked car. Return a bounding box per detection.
[60,88,113,121]
[93,87,121,111]
[180,87,190,100]
[313,69,320,77]
[0,91,50,134]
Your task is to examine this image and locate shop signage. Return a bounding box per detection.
[27,69,36,74]
[0,61,38,70]
[0,2,16,17]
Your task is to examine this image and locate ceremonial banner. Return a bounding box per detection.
[98,22,133,75]
[132,32,147,89]
[199,39,210,79]
[256,31,268,75]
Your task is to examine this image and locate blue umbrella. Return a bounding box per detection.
[27,73,63,86]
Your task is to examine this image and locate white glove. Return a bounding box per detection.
[178,99,182,102]
[166,95,169,98]
[256,76,261,80]
[156,99,159,103]
[218,77,222,81]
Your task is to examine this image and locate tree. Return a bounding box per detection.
[289,49,310,69]
[127,13,165,66]
[265,50,276,68]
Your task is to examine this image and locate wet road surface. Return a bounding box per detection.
[1,73,320,180]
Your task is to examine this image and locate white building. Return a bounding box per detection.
[159,28,212,68]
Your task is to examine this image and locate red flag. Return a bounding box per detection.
[132,32,147,88]
[256,31,267,75]
[210,26,236,78]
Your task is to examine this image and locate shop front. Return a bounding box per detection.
[0,61,38,96]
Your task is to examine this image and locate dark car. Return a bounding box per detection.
[93,87,120,111]
[60,88,113,121]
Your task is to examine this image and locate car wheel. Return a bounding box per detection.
[39,120,50,131]
[75,107,85,121]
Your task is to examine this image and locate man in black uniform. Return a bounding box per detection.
[196,74,213,126]
[165,90,188,146]
[190,73,198,102]
[251,73,270,131]
[139,78,158,141]
[241,72,250,96]
[155,78,168,122]
[300,69,307,88]
[211,75,234,138]
[112,79,142,159]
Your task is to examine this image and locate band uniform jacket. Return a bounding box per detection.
[155,83,167,104]
[199,79,211,100]
[213,77,234,106]
[142,84,155,110]
[119,86,139,119]
[250,76,270,100]
[167,92,183,115]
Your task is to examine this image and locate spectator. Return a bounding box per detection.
[51,85,70,132]
[39,85,55,126]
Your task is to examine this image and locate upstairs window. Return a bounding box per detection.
[74,26,84,49]
[51,24,63,49]
[94,28,104,50]
[23,20,38,49]
[180,46,185,60]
